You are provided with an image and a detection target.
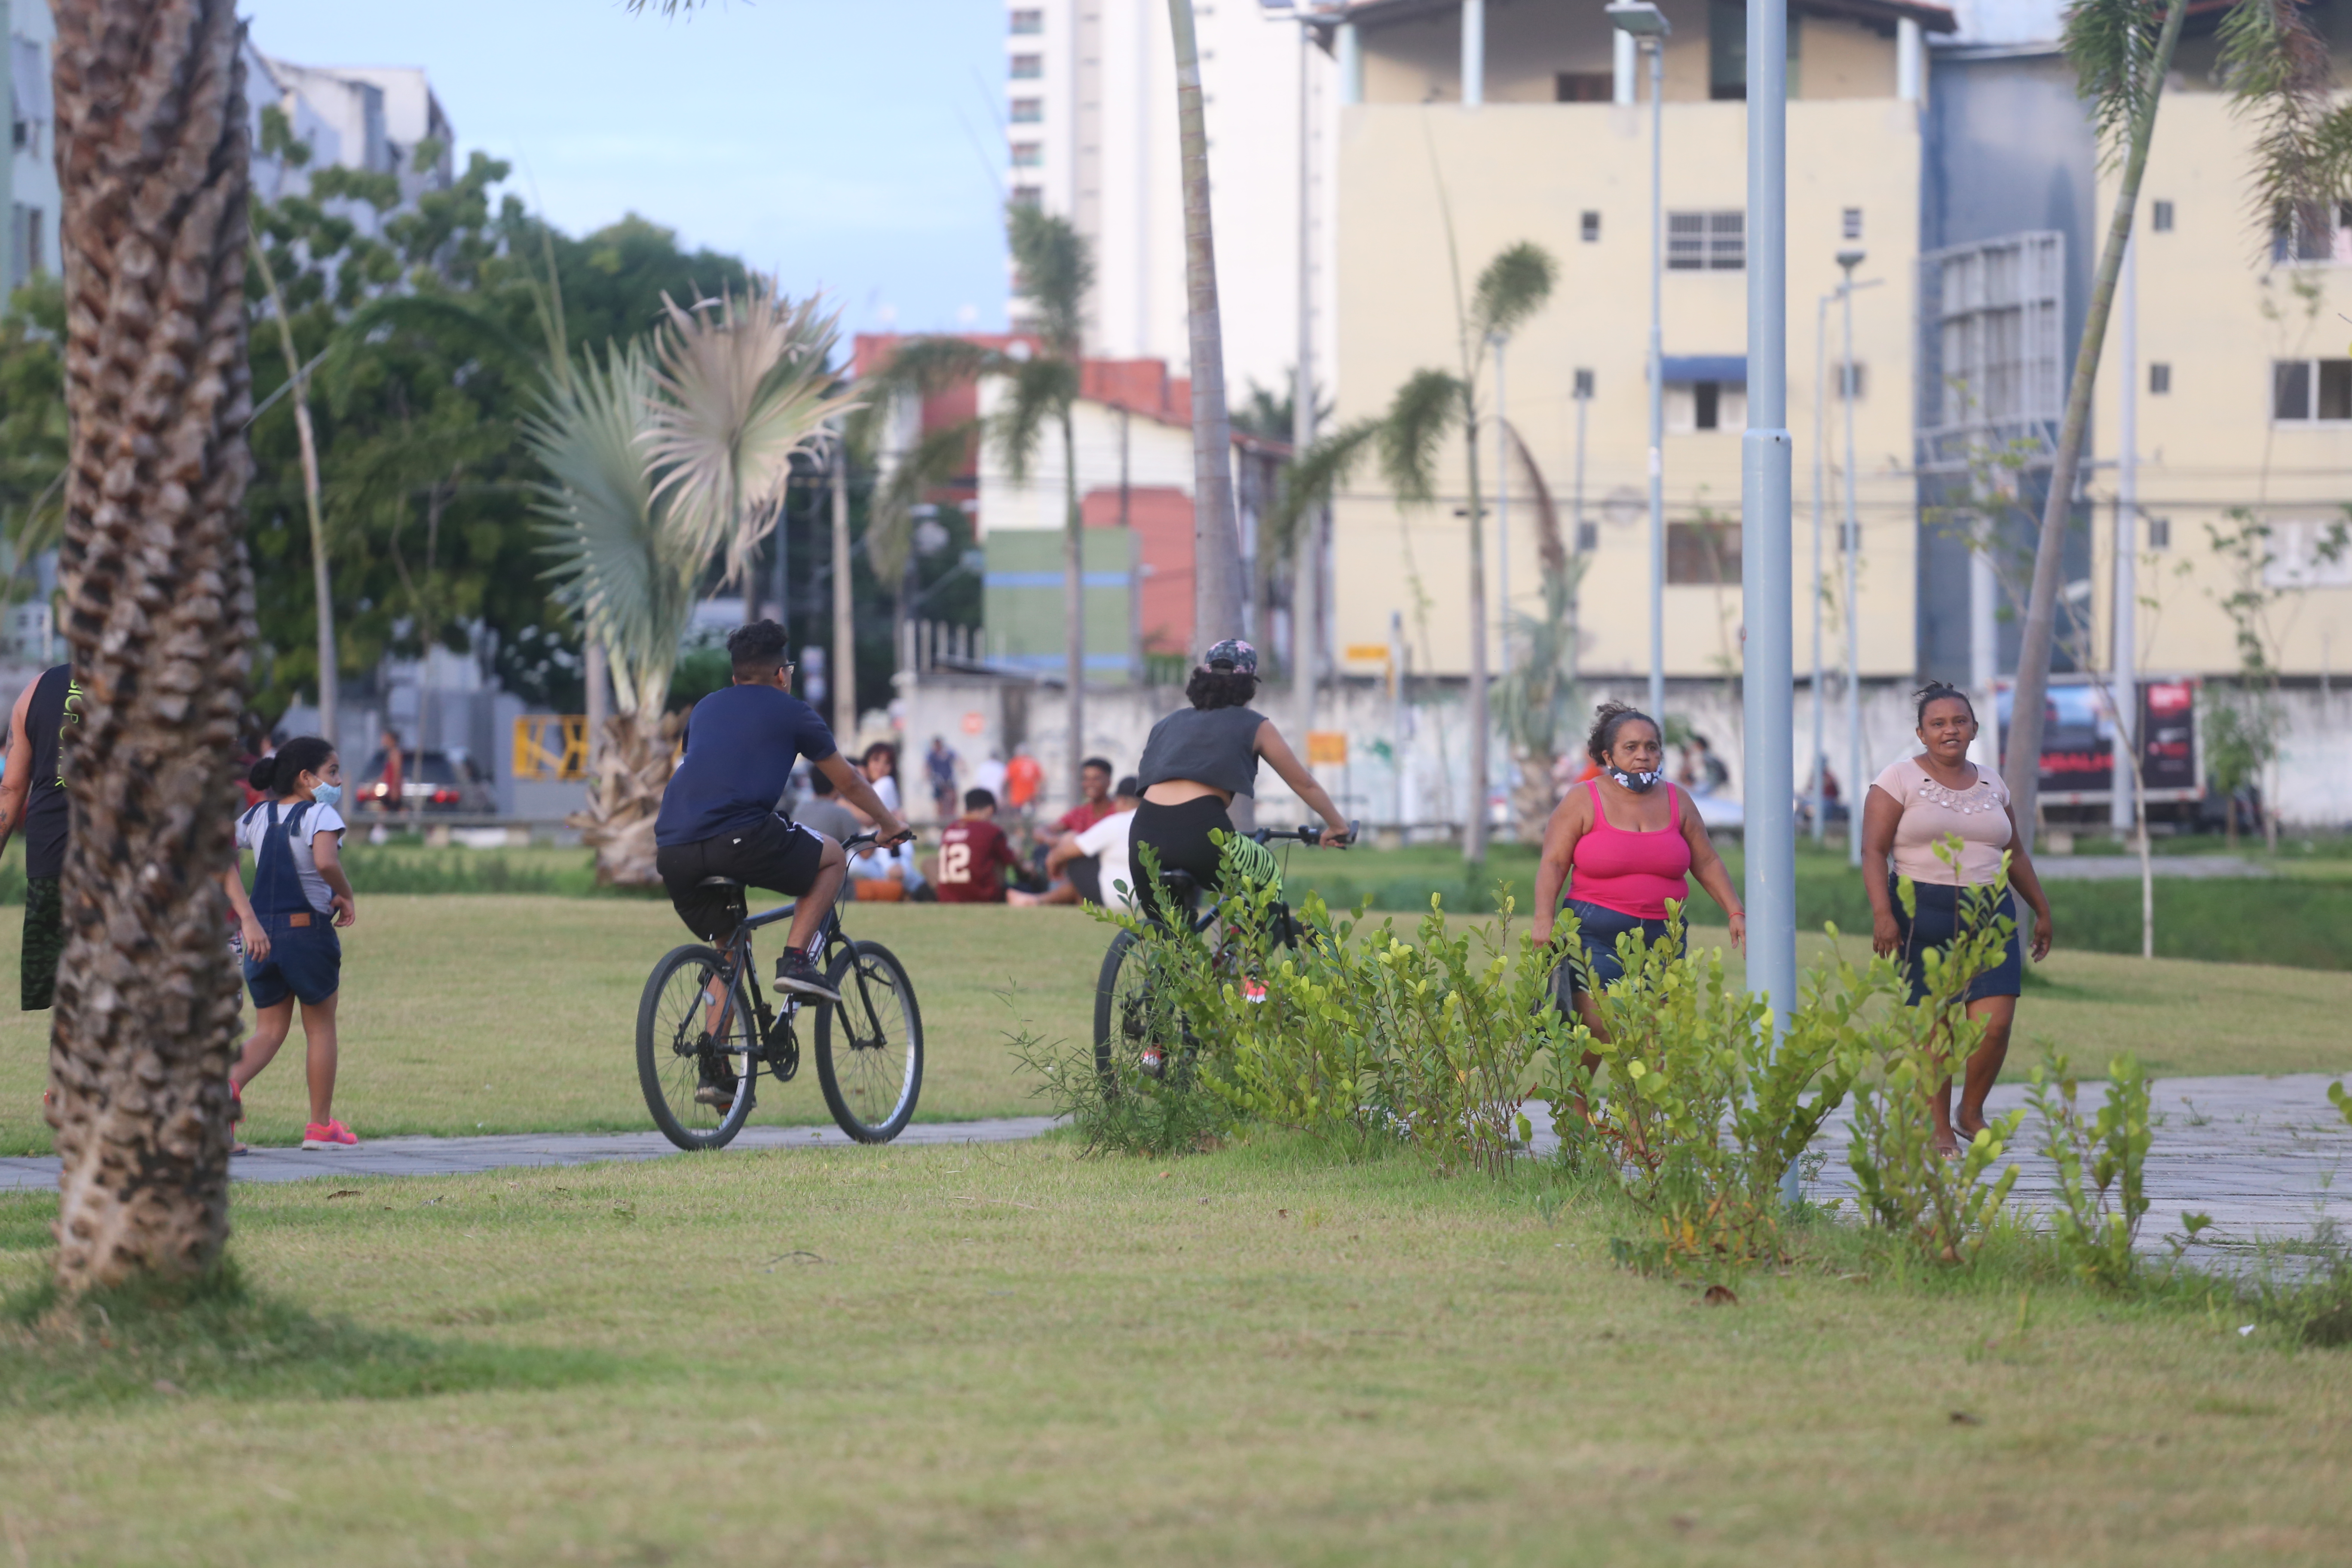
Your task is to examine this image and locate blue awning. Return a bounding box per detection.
[1660,355,1747,384]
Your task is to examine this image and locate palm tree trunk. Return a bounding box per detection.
[1462,398,1488,865]
[249,238,336,747]
[1167,0,1243,653]
[49,0,254,1293]
[831,427,858,740]
[2005,0,2185,834]
[1062,404,1085,800]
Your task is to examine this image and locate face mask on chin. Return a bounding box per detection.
[310,782,343,810]
[1605,765,1663,794]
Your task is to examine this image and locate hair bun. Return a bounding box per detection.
[247,755,280,791]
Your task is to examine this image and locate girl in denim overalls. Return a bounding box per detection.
[222,736,359,1151]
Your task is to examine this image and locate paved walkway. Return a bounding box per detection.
[0,1115,1062,1192]
[1530,1073,2351,1257]
[2031,853,2274,880]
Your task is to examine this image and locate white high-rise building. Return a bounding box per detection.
[1005,0,1340,407]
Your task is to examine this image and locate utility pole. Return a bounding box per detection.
[1492,332,1510,677]
[831,426,857,741]
[1838,248,1864,871]
[1292,4,1319,735]
[1811,288,1831,845]
[2110,229,2138,837]
[1737,0,1799,1204]
[1602,3,1670,728]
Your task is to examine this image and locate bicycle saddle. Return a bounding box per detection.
[697,876,746,888]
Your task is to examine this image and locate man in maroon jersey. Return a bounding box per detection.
[933,789,1030,904]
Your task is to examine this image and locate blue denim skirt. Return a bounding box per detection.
[1553,898,1681,1010]
[1891,875,2022,1006]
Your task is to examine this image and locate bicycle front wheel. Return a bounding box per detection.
[637,944,759,1151]
[816,940,924,1142]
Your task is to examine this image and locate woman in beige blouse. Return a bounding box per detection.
[1861,683,2055,1154]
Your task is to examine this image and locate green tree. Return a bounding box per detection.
[2004,0,2352,833]
[1273,242,1557,864]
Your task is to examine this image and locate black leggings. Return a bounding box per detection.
[1127,796,1233,916]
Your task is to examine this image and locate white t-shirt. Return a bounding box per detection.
[236,798,348,916]
[1074,807,1139,913]
[867,774,901,815]
[972,758,1008,798]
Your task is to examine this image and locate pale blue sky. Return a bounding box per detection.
[247,0,1010,335]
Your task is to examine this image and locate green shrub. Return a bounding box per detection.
[2024,1052,2152,1290]
[1544,907,1872,1270]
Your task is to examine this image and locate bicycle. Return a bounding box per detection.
[1092,822,1355,1086]
[635,832,924,1151]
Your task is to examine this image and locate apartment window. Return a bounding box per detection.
[1010,143,1042,169]
[1010,185,1042,207]
[2274,200,2352,264]
[1667,521,1741,584]
[2273,359,2352,421]
[1009,8,1043,34]
[1708,0,1798,101]
[1580,211,1601,244]
[2149,362,2171,395]
[9,205,42,281]
[1573,368,1596,398]
[2147,516,2171,551]
[1556,71,1612,102]
[1010,53,1042,79]
[1841,207,1863,242]
[1667,380,1745,432]
[2151,200,2174,233]
[1837,361,1867,400]
[1576,521,1601,553]
[1010,98,1042,124]
[1667,210,1744,271]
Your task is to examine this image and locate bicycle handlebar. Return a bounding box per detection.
[1248,819,1358,848]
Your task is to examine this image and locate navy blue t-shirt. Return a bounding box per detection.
[653,685,839,848]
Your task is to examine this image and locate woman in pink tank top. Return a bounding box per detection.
[1532,703,1746,1048]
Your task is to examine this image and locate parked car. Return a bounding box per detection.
[357,749,480,813]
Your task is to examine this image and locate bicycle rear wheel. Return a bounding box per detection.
[816,940,924,1142]
[1093,928,1188,1087]
[637,944,759,1151]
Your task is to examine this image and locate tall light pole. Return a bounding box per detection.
[1265,0,1322,735]
[2110,228,2138,837]
[1737,0,1797,1203]
[1491,330,1510,674]
[1810,288,1831,845]
[1838,246,1864,871]
[1609,1,1669,726]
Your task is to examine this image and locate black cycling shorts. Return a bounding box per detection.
[655,814,829,941]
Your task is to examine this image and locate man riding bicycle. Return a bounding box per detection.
[653,620,913,1007]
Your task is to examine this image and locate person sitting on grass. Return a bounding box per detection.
[1026,759,1121,905]
[1041,775,1142,910]
[933,789,1038,905]
[221,736,359,1152]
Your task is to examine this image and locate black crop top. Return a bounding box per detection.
[1135,706,1268,797]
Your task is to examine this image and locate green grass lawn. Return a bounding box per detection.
[4,897,2347,1158]
[3,1138,2347,1565]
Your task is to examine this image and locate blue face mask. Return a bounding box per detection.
[309,782,343,811]
[1605,765,1663,794]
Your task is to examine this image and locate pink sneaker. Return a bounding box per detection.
[301,1119,359,1150]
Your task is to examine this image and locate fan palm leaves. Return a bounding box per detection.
[644,279,855,598]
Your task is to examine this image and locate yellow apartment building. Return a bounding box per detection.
[2089,84,2352,686]
[1324,0,1945,686]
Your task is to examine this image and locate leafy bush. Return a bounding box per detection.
[1841,857,2022,1267]
[1545,908,1872,1270]
[2024,1052,2152,1289]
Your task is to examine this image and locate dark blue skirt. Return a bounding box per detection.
[1553,898,1682,1009]
[1891,875,2022,1006]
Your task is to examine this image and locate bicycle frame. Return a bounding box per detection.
[702,894,894,1074]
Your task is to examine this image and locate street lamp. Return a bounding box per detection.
[1608,0,1668,727]
[1837,245,1864,870]
[1490,328,1509,674]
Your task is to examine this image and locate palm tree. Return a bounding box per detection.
[1273,242,1556,865]
[2004,0,2352,831]
[530,283,850,885]
[1168,0,1245,655]
[47,0,254,1293]
[858,206,1095,799]
[1492,429,1586,842]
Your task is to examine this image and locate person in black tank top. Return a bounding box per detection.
[1127,639,1351,918]
[0,664,79,1010]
